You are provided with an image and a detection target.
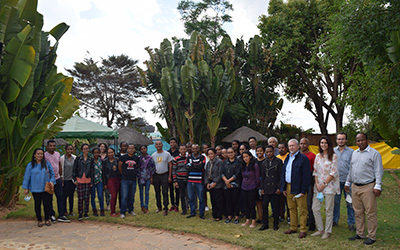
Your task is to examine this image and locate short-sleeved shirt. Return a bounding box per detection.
[152,151,172,174]
[45,151,61,180]
[119,154,140,181]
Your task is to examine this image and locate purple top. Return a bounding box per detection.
[138,154,156,185]
[241,163,260,191]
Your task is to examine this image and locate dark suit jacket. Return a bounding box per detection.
[260,157,282,194]
[280,151,311,195]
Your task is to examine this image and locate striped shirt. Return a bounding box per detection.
[173,155,188,182]
[186,154,206,183]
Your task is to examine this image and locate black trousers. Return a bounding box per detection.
[50,178,65,217]
[224,188,240,217]
[33,192,52,221]
[177,179,187,213]
[63,180,75,214]
[307,182,315,226]
[210,188,224,219]
[263,193,280,226]
[153,173,169,210]
[242,188,257,220]
[169,181,180,207]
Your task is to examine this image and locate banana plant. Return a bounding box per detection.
[0,0,79,206]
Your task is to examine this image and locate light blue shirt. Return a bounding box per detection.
[22,161,56,193]
[285,150,299,183]
[334,146,354,183]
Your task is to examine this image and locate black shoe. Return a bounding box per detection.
[259,224,269,231]
[225,218,232,223]
[78,214,83,221]
[186,214,196,218]
[349,224,356,232]
[181,211,186,215]
[84,213,89,219]
[199,215,205,219]
[308,224,316,231]
[50,215,57,223]
[58,216,71,223]
[363,238,376,245]
[256,219,262,224]
[234,218,239,224]
[273,225,279,231]
[349,235,363,241]
[333,222,338,227]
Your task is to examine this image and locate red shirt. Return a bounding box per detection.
[303,151,316,172]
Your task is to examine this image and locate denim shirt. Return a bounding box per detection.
[22,161,56,193]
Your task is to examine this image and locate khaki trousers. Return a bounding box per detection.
[286,183,308,232]
[312,193,335,233]
[352,183,378,240]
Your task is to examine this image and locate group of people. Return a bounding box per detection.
[22,132,383,245]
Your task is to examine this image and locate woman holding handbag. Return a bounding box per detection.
[22,148,56,227]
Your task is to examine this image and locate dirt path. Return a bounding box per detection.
[0,220,244,250]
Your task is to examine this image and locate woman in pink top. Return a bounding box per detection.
[311,136,340,239]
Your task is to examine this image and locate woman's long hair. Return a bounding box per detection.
[241,151,256,172]
[318,136,334,161]
[31,148,47,169]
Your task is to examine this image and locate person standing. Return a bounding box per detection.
[168,138,180,212]
[255,145,266,224]
[240,151,260,228]
[91,148,105,216]
[23,148,56,227]
[311,136,340,239]
[231,140,240,157]
[300,137,316,231]
[248,137,258,158]
[222,148,241,224]
[73,143,94,220]
[268,137,280,156]
[333,132,355,231]
[186,144,206,219]
[346,133,383,245]
[277,142,290,222]
[172,145,189,215]
[102,148,120,217]
[98,142,111,211]
[138,145,156,214]
[60,144,76,217]
[204,148,224,221]
[118,143,140,218]
[281,139,311,239]
[151,140,173,216]
[45,140,69,223]
[277,143,289,162]
[259,146,282,231]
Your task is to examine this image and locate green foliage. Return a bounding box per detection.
[0,0,79,206]
[333,0,400,146]
[67,54,145,128]
[258,0,358,134]
[177,0,233,51]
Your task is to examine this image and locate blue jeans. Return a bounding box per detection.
[139,179,151,209]
[333,182,355,225]
[120,180,137,215]
[91,182,104,210]
[187,182,205,216]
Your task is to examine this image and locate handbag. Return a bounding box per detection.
[45,166,54,195]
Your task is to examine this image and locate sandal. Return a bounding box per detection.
[38,221,44,227]
[45,220,51,226]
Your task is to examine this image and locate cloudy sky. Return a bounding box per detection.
[37,0,342,133]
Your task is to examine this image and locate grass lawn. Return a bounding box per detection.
[3,171,400,250]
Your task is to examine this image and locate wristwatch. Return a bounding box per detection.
[323,182,327,186]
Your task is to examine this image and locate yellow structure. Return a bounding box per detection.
[309,142,399,170]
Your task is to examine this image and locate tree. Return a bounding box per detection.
[67,54,146,128]
[0,0,79,206]
[333,0,400,146]
[258,0,360,134]
[177,0,233,52]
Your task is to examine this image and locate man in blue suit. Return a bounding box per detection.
[280,139,311,239]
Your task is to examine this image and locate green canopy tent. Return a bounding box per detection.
[54,116,118,139]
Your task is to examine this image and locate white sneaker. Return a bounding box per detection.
[120,214,125,219]
[205,206,209,211]
[321,232,330,239]
[129,211,137,216]
[311,231,324,236]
